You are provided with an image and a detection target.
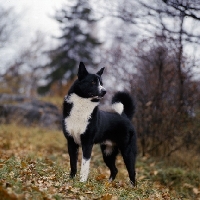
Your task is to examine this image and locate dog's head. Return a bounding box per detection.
[73,62,106,101]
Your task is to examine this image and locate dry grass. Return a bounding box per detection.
[40,96,63,111]
[0,124,200,199]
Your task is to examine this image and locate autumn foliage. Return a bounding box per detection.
[0,124,200,199]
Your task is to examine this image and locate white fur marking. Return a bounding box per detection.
[98,79,105,93]
[104,140,114,156]
[112,102,124,115]
[64,94,98,145]
[98,85,105,92]
[80,157,91,182]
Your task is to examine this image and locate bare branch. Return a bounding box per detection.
[162,0,200,20]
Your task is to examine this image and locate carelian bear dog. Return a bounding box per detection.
[62,62,137,186]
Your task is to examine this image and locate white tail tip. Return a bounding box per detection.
[112,102,124,115]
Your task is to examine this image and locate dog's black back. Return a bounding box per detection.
[62,62,137,185]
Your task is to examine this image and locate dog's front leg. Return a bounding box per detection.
[67,137,79,178]
[80,144,93,182]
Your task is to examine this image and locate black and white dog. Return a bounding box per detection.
[62,62,137,185]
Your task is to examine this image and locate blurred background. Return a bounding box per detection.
[0,0,200,160]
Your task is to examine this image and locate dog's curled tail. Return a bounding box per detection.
[111,91,135,120]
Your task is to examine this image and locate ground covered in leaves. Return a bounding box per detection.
[0,124,200,200]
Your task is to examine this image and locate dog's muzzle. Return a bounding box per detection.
[99,85,106,97]
[91,88,106,101]
[100,88,106,97]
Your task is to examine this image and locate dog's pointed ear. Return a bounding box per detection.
[97,67,105,76]
[78,62,88,80]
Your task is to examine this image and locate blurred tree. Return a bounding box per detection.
[0,6,17,48]
[100,0,200,157]
[162,0,200,21]
[38,0,101,95]
[138,0,200,111]
[110,0,200,111]
[134,37,199,156]
[0,32,47,96]
[0,5,19,93]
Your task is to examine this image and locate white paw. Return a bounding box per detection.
[80,157,91,183]
[80,175,87,182]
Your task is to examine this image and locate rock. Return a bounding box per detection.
[0,94,62,129]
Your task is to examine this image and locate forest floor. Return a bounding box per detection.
[0,124,200,200]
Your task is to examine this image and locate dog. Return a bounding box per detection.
[62,62,137,185]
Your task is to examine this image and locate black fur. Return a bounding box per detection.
[112,91,136,120]
[62,62,137,185]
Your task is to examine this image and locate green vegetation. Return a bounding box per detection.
[0,124,199,199]
[38,0,101,94]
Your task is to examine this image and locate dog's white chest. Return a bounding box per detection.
[64,94,98,145]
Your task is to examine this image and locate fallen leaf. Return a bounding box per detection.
[79,196,86,200]
[0,163,4,168]
[21,161,27,168]
[96,174,106,181]
[85,191,93,194]
[67,186,72,191]
[101,193,112,200]
[162,191,171,200]
[104,182,112,188]
[150,162,155,167]
[183,183,193,188]
[146,101,152,106]
[150,170,158,175]
[138,175,146,180]
[111,196,118,200]
[193,188,199,194]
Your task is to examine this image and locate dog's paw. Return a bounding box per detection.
[70,171,77,179]
[80,175,87,182]
[130,180,137,188]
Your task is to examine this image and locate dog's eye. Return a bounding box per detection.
[92,81,96,85]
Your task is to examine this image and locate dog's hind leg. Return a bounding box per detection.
[120,143,136,186]
[67,137,79,178]
[100,144,119,181]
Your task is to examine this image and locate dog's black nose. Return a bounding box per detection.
[101,89,106,96]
